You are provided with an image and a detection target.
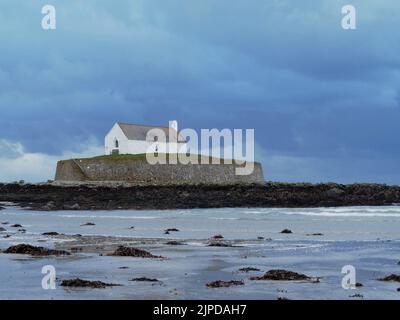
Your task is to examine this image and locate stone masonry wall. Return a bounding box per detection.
[55,158,265,185]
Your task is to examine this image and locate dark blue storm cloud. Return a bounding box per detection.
[0,0,400,183]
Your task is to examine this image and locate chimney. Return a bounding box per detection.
[169,120,178,132]
[169,120,179,151]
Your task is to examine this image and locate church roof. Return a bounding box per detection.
[117,122,186,142]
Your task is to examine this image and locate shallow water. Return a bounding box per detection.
[0,205,399,299]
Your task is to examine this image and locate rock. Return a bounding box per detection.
[164,228,179,232]
[306,233,324,236]
[80,222,95,226]
[3,182,400,211]
[280,229,292,234]
[61,278,120,288]
[70,203,80,210]
[0,227,6,232]
[11,224,22,228]
[355,282,363,287]
[349,294,364,299]
[64,203,80,210]
[3,244,70,256]
[42,201,56,211]
[277,297,290,300]
[3,235,11,239]
[250,269,313,281]
[18,229,26,233]
[1,222,9,225]
[118,266,129,269]
[130,277,160,282]
[206,280,244,288]
[257,236,264,240]
[212,234,224,239]
[107,246,162,258]
[42,232,60,236]
[378,274,400,282]
[397,288,400,292]
[324,188,345,199]
[239,267,261,273]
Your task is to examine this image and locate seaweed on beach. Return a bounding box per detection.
[107,246,162,258]
[207,241,234,247]
[164,228,179,232]
[80,222,96,226]
[165,241,185,246]
[250,269,314,281]
[378,274,400,282]
[239,267,261,273]
[42,232,60,236]
[349,293,364,299]
[3,244,70,256]
[130,277,160,282]
[61,278,120,288]
[206,280,244,288]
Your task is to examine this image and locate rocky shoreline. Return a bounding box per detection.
[1,182,400,211]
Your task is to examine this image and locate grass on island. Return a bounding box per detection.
[74,153,245,164]
[87,153,149,161]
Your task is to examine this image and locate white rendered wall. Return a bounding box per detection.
[105,124,129,155]
[125,141,187,154]
[105,124,188,155]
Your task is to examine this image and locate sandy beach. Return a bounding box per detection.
[0,204,399,300]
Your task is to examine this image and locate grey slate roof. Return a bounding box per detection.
[117,122,186,142]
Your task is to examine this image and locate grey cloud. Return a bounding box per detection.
[0,0,400,182]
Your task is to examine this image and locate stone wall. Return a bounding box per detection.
[55,157,265,185]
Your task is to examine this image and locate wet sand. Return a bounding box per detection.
[0,205,399,299]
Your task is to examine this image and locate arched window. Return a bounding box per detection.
[115,139,119,148]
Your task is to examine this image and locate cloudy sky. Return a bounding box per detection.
[1,0,399,183]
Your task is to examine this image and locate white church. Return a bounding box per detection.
[105,121,188,155]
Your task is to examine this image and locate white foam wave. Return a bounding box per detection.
[58,214,158,220]
[281,207,400,217]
